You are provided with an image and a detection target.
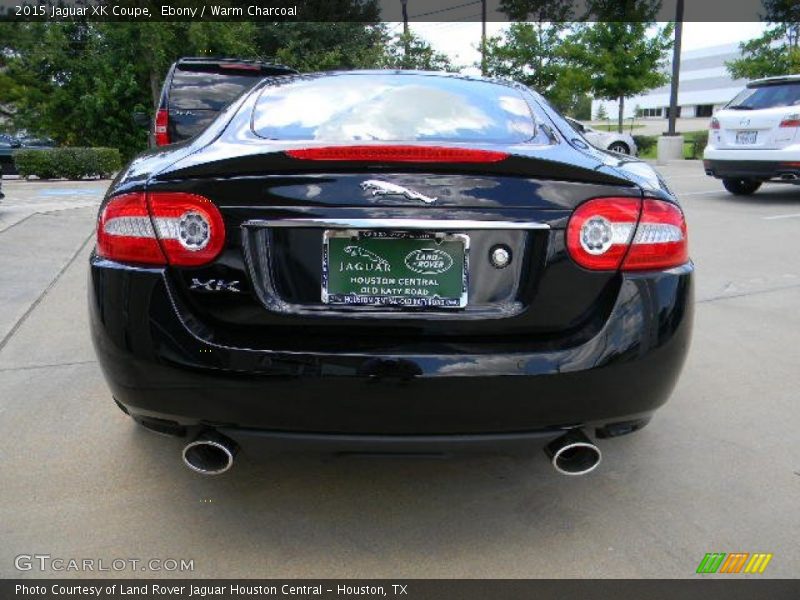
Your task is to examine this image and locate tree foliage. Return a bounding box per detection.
[380,32,457,72]
[482,22,584,114]
[566,21,674,132]
[0,14,392,159]
[726,1,800,78]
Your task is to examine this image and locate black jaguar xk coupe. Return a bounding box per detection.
[89,71,693,476]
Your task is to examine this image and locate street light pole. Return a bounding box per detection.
[667,0,684,136]
[658,0,685,164]
[481,0,487,75]
[401,0,410,67]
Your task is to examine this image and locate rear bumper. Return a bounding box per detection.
[89,256,693,440]
[703,148,800,181]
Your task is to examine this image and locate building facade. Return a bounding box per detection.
[591,43,749,120]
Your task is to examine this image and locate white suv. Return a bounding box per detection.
[704,75,800,195]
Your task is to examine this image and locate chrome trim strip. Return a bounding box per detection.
[243,218,550,230]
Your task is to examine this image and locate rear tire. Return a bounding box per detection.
[608,142,630,155]
[722,178,761,195]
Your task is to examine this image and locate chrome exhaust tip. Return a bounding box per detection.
[182,432,238,475]
[545,429,602,476]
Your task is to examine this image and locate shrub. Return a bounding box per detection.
[14,147,122,180]
[633,135,657,155]
[686,131,709,159]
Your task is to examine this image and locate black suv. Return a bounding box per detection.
[151,57,296,146]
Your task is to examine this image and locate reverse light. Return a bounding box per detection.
[709,117,720,130]
[567,197,688,271]
[622,199,688,271]
[779,113,800,128]
[155,108,170,146]
[285,146,509,163]
[97,192,225,266]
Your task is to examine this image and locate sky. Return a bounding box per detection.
[406,22,769,73]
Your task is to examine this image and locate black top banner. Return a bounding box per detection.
[1,0,798,22]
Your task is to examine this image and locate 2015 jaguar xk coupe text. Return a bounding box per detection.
[89,71,693,476]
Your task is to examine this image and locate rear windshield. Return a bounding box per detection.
[169,66,265,111]
[251,74,536,143]
[727,83,800,110]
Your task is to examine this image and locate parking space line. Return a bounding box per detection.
[763,212,800,221]
[678,190,724,197]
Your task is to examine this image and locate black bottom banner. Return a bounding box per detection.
[3,580,800,600]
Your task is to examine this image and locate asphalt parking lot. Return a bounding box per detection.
[1,162,798,579]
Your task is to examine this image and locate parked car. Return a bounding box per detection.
[565,117,638,155]
[0,133,55,175]
[148,57,296,146]
[90,71,692,476]
[704,75,800,195]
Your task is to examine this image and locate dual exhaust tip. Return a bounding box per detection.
[545,429,602,476]
[182,432,238,476]
[180,429,601,476]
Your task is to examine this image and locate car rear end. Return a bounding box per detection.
[705,76,800,185]
[153,57,296,146]
[90,73,693,472]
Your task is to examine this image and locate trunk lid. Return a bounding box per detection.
[147,147,641,348]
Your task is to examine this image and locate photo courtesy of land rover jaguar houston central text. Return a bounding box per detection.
[89,71,693,476]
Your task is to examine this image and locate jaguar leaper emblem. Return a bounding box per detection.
[340,245,391,272]
[360,180,437,204]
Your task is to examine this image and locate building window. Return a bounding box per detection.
[696,104,714,117]
[663,106,682,118]
[641,108,662,118]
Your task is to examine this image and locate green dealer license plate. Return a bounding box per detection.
[322,230,469,308]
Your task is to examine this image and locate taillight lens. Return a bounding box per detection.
[155,108,170,146]
[97,193,165,265]
[709,117,720,130]
[285,145,509,163]
[567,197,688,272]
[96,192,225,266]
[779,113,800,128]
[622,199,688,271]
[148,192,225,266]
[566,197,640,270]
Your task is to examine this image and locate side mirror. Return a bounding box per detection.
[132,111,150,127]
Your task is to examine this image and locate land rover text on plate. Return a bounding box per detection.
[89,71,693,476]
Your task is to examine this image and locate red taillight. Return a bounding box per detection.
[622,199,689,271]
[779,113,800,128]
[709,117,720,130]
[155,108,170,146]
[97,193,166,265]
[566,198,641,271]
[567,197,688,272]
[285,146,509,163]
[97,192,225,266]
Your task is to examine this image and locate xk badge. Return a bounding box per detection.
[190,278,241,293]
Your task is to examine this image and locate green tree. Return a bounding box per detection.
[567,21,674,132]
[595,103,608,120]
[0,10,389,158]
[726,1,800,78]
[486,0,587,113]
[380,31,457,71]
[482,22,589,114]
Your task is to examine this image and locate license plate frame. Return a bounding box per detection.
[322,229,469,308]
[736,130,758,145]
